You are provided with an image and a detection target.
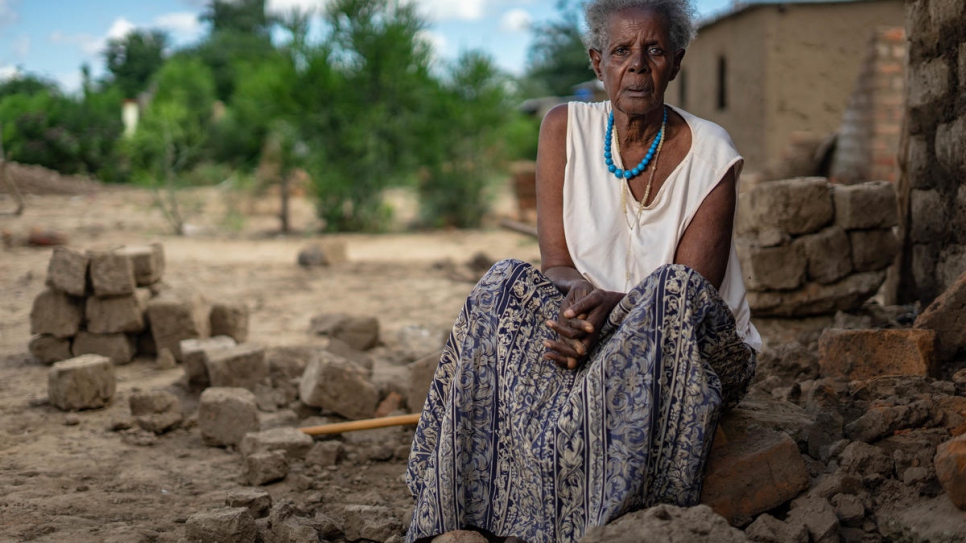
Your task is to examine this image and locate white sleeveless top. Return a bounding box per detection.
[562,101,761,351]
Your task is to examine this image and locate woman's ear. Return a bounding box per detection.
[669,49,686,81]
[589,49,603,80]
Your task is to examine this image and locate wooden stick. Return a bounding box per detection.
[500,218,538,238]
[299,413,421,436]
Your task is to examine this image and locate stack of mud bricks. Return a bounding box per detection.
[736,177,898,317]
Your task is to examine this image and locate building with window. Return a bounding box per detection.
[665,0,904,177]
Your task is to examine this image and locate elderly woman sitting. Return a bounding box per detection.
[404,0,760,541]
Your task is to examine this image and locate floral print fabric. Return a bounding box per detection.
[406,259,755,543]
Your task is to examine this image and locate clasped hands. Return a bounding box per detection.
[543,280,623,370]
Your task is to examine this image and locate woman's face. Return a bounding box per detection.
[590,6,684,118]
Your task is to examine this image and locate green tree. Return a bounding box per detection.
[201,0,273,36]
[523,0,593,97]
[104,29,169,98]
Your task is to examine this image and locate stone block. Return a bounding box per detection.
[800,226,852,284]
[184,507,256,543]
[907,134,930,189]
[309,313,380,351]
[198,387,260,447]
[342,505,401,543]
[749,177,834,236]
[156,348,177,369]
[71,331,136,365]
[225,488,272,519]
[745,514,808,543]
[910,189,945,243]
[818,329,938,379]
[408,351,441,413]
[787,496,840,543]
[244,450,288,486]
[930,0,962,28]
[30,288,83,338]
[300,350,378,420]
[908,57,949,108]
[266,345,314,384]
[839,441,893,477]
[85,294,145,334]
[961,42,966,91]
[844,400,934,442]
[206,343,269,391]
[831,494,866,526]
[48,355,116,411]
[239,428,314,461]
[738,241,806,291]
[700,416,809,524]
[146,294,209,361]
[181,336,237,387]
[115,243,164,286]
[937,115,966,178]
[849,229,898,272]
[833,181,898,230]
[28,334,72,364]
[305,441,344,468]
[916,270,966,362]
[129,390,182,434]
[735,191,755,235]
[210,302,249,343]
[935,433,966,510]
[579,504,748,542]
[45,246,88,296]
[747,271,885,317]
[89,251,136,297]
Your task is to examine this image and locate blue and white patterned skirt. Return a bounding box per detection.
[406,260,755,543]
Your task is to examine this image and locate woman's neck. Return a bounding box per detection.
[613,104,666,149]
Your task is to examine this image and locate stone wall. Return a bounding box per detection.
[737,177,898,317]
[898,0,966,304]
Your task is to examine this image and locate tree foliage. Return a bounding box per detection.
[523,0,593,97]
[104,29,169,98]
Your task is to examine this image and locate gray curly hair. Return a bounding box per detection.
[583,0,697,53]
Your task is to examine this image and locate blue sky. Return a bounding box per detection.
[0,0,732,93]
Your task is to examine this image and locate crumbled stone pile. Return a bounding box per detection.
[737,178,898,317]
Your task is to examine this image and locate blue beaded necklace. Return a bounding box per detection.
[604,106,668,180]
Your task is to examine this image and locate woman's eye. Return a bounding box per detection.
[613,47,629,55]
[649,47,664,56]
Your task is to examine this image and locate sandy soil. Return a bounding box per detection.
[0,185,542,542]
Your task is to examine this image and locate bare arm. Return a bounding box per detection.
[674,167,737,290]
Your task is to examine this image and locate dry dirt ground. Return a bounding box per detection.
[0,184,543,542]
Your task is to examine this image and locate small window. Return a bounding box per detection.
[678,68,687,109]
[716,56,727,110]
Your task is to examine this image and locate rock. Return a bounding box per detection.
[146,293,209,361]
[845,400,935,443]
[745,514,808,543]
[808,470,864,499]
[801,226,853,284]
[225,488,272,519]
[206,343,269,391]
[904,466,931,486]
[877,495,966,543]
[727,397,815,449]
[299,350,379,420]
[831,494,865,527]
[375,391,405,417]
[297,244,329,267]
[309,313,380,351]
[71,331,136,365]
[408,351,441,413]
[85,293,145,334]
[578,504,748,542]
[198,387,260,447]
[818,329,938,380]
[839,442,893,477]
[115,243,164,286]
[244,450,289,486]
[184,507,256,543]
[181,336,237,387]
[30,288,83,338]
[89,251,136,297]
[266,346,314,382]
[849,229,899,272]
[432,530,490,543]
[304,441,344,468]
[936,396,966,433]
[787,496,840,543]
[807,410,844,461]
[239,428,314,461]
[326,339,374,372]
[739,241,807,290]
[129,390,182,434]
[833,181,898,230]
[209,302,249,343]
[156,348,177,370]
[747,271,886,317]
[343,427,399,462]
[28,334,72,364]
[395,325,448,362]
[934,433,966,510]
[48,355,116,411]
[748,177,834,236]
[45,246,89,296]
[915,270,966,363]
[341,505,401,542]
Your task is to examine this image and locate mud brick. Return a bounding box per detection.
[800,226,853,284]
[700,417,809,524]
[198,387,260,447]
[244,450,288,486]
[129,390,182,434]
[30,288,83,338]
[738,241,807,290]
[45,246,88,296]
[86,294,145,334]
[48,354,116,411]
[833,181,898,230]
[210,302,249,343]
[787,496,840,543]
[240,428,313,461]
[342,505,400,542]
[146,294,209,361]
[181,336,237,386]
[849,229,899,272]
[300,350,379,420]
[225,488,272,519]
[935,433,966,510]
[305,441,344,468]
[115,243,164,286]
[71,331,136,365]
[818,329,938,380]
[408,351,441,413]
[89,251,136,297]
[750,177,834,236]
[745,514,808,543]
[28,334,72,364]
[206,343,269,391]
[309,313,380,351]
[746,270,885,317]
[915,271,966,362]
[184,507,256,543]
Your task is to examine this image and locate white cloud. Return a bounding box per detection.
[154,12,202,37]
[499,8,531,32]
[50,16,136,57]
[0,65,19,81]
[267,0,329,15]
[417,0,486,21]
[415,29,448,55]
[13,35,29,59]
[106,17,137,41]
[56,70,84,94]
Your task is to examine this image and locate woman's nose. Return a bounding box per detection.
[628,50,648,73]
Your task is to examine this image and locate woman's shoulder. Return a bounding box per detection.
[672,106,742,170]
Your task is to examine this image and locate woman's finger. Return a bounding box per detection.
[543,338,581,359]
[546,319,587,339]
